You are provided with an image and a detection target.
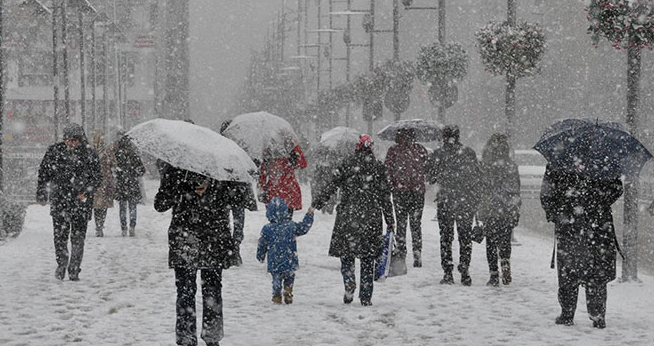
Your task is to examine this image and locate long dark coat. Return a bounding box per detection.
[313,150,395,259]
[154,168,240,269]
[36,141,101,220]
[540,165,622,285]
[114,138,145,202]
[428,141,481,211]
[477,159,521,228]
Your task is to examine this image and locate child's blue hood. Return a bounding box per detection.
[266,197,290,223]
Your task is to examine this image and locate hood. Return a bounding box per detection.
[266,197,290,223]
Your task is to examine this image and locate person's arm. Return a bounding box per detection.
[539,165,556,222]
[36,146,55,205]
[232,207,245,244]
[84,148,102,199]
[256,227,269,263]
[294,207,314,236]
[312,165,344,210]
[154,169,181,212]
[378,165,395,231]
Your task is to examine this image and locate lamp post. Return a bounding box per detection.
[0,0,4,193]
[89,12,109,131]
[71,0,97,132]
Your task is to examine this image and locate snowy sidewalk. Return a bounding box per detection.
[1,180,653,346]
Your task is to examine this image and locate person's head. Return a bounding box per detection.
[219,119,232,134]
[63,123,85,150]
[266,197,290,223]
[395,128,416,144]
[91,129,105,151]
[356,134,374,153]
[442,125,460,145]
[482,133,510,164]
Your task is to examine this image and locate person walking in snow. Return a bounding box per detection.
[256,198,314,304]
[384,128,429,272]
[155,167,243,346]
[90,129,116,237]
[476,133,521,287]
[36,123,101,281]
[258,139,307,217]
[428,125,481,286]
[114,133,145,237]
[540,165,622,329]
[312,134,395,306]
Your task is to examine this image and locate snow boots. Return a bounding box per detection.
[96,227,104,237]
[440,271,454,285]
[129,227,136,237]
[413,251,422,268]
[460,271,472,286]
[591,316,606,329]
[555,314,574,326]
[272,295,282,305]
[343,282,356,304]
[501,259,512,285]
[487,271,500,287]
[283,286,293,304]
[121,227,128,237]
[55,266,66,281]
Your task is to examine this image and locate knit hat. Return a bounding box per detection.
[356,134,373,152]
[63,123,85,141]
[442,125,460,142]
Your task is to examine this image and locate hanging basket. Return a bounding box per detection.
[475,20,547,78]
[428,82,458,109]
[586,0,654,49]
[415,42,469,84]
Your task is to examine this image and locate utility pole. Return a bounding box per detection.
[79,10,86,131]
[52,0,60,140]
[393,0,399,61]
[62,0,71,124]
[317,0,322,93]
[506,0,516,142]
[345,0,352,127]
[438,0,445,122]
[0,0,4,192]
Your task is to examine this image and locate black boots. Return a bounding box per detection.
[501,259,512,285]
[440,271,454,285]
[283,286,293,304]
[555,314,574,326]
[343,282,356,304]
[487,271,500,287]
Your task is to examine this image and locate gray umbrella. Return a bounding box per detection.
[377,119,443,142]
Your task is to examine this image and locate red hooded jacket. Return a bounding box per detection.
[384,139,429,194]
[259,145,307,210]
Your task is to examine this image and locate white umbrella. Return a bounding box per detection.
[222,111,300,162]
[319,126,361,161]
[126,119,257,183]
[377,119,443,142]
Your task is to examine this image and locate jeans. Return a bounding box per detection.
[174,268,223,346]
[340,256,375,302]
[93,208,107,231]
[271,271,295,296]
[484,217,513,272]
[118,200,137,230]
[393,191,425,259]
[52,215,88,277]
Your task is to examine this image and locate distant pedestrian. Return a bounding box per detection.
[313,134,395,306]
[477,133,521,287]
[384,128,429,271]
[428,125,481,286]
[90,129,116,237]
[114,134,145,237]
[155,167,242,346]
[257,198,314,304]
[540,165,622,329]
[36,123,101,281]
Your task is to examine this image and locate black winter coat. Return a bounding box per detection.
[114,139,145,202]
[540,165,623,284]
[313,150,395,259]
[428,142,481,211]
[37,141,101,220]
[477,159,521,228]
[154,168,241,269]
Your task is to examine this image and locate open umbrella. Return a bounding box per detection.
[533,118,652,179]
[126,119,257,183]
[221,111,300,162]
[377,119,443,142]
[318,126,361,162]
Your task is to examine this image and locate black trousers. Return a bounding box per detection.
[437,201,474,273]
[93,208,107,231]
[174,268,223,346]
[52,214,88,277]
[484,217,513,272]
[340,256,375,302]
[557,277,607,321]
[393,191,425,259]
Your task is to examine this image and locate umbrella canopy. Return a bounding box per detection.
[126,119,257,183]
[533,118,652,179]
[318,126,361,162]
[377,119,443,142]
[222,111,300,162]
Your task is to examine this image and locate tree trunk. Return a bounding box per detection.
[505,74,516,142]
[622,42,642,282]
[437,0,445,123]
[163,0,190,120]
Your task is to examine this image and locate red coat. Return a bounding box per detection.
[384,141,429,193]
[259,146,307,210]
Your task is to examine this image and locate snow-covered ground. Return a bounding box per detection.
[1,180,653,346]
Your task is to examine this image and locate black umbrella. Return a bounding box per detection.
[533,118,652,179]
[377,119,443,142]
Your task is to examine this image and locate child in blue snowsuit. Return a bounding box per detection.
[257,197,314,304]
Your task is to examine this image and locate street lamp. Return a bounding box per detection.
[89,12,109,131]
[69,0,97,132]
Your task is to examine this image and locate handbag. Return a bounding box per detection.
[472,219,485,244]
[374,229,394,282]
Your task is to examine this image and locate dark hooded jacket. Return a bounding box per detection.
[428,141,481,211]
[384,130,429,193]
[256,197,313,273]
[540,165,623,284]
[37,136,101,220]
[114,136,146,202]
[154,167,242,269]
[313,149,395,259]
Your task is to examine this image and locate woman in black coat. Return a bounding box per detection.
[114,135,146,236]
[312,135,395,306]
[540,165,622,329]
[477,133,521,286]
[155,167,240,346]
